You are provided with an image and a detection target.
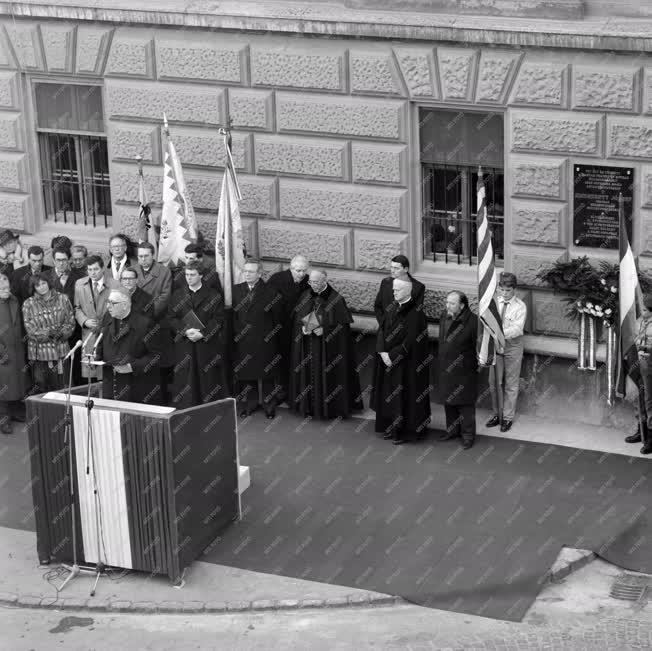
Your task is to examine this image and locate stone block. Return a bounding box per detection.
[532,292,575,336]
[0,192,30,230]
[350,50,404,96]
[352,143,407,185]
[258,221,351,267]
[511,62,567,107]
[0,29,15,68]
[277,93,407,141]
[229,89,274,131]
[642,68,652,115]
[0,112,23,150]
[280,179,406,228]
[437,48,478,102]
[324,272,380,313]
[639,209,652,254]
[156,36,245,84]
[0,72,19,110]
[113,166,274,215]
[393,47,437,98]
[255,135,349,180]
[511,200,564,245]
[512,250,565,288]
[642,167,652,207]
[5,23,43,70]
[251,48,344,92]
[41,25,75,73]
[162,128,250,171]
[512,111,603,156]
[76,27,113,75]
[573,66,639,113]
[106,33,155,79]
[511,157,567,200]
[354,231,407,271]
[110,123,161,163]
[475,50,522,104]
[106,80,225,126]
[0,152,27,191]
[608,117,652,160]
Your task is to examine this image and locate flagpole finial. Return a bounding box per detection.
[478,165,483,179]
[135,154,143,175]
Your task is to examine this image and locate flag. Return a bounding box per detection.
[476,168,505,366]
[215,130,246,308]
[616,193,641,396]
[136,163,158,256]
[157,116,194,266]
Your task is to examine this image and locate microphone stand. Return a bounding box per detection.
[59,342,96,590]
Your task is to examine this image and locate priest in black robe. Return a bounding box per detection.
[168,260,227,409]
[374,255,425,328]
[289,269,362,419]
[266,255,310,402]
[233,260,285,418]
[96,288,162,405]
[371,278,432,445]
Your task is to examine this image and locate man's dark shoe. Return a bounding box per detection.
[239,409,250,418]
[641,443,652,455]
[625,432,642,444]
[485,415,500,428]
[500,420,513,433]
[1,421,13,435]
[265,410,275,420]
[392,438,405,445]
[382,432,394,440]
[438,430,460,441]
[461,439,474,450]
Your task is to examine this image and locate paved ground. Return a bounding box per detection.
[1,559,651,650]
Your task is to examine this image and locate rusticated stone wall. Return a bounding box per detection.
[0,19,651,331]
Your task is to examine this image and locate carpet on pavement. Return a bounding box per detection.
[1,413,650,621]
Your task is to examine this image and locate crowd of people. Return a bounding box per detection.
[0,228,529,450]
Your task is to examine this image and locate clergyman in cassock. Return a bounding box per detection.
[232,260,284,418]
[96,288,162,404]
[437,291,478,449]
[371,278,432,445]
[289,269,362,419]
[168,260,227,409]
[267,254,310,401]
[374,255,425,328]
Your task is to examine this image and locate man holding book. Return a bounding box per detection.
[168,260,228,408]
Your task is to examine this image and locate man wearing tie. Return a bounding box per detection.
[486,272,527,433]
[74,255,111,381]
[108,234,132,285]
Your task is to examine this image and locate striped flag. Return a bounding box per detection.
[215,130,247,308]
[616,192,641,396]
[157,116,194,266]
[476,168,505,366]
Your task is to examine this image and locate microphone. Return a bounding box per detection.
[63,340,82,361]
[92,331,103,352]
[82,331,94,350]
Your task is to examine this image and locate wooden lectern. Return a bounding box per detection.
[26,391,246,582]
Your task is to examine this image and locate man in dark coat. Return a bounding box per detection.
[267,254,310,401]
[0,273,28,434]
[371,278,432,445]
[232,260,284,418]
[11,245,52,304]
[118,267,155,320]
[168,261,227,409]
[96,288,162,405]
[437,290,478,449]
[374,255,425,328]
[172,243,223,294]
[289,269,362,420]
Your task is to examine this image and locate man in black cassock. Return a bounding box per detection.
[267,255,310,401]
[374,254,425,328]
[289,269,362,419]
[168,260,227,409]
[437,290,478,450]
[96,288,162,405]
[371,278,432,445]
[233,260,284,419]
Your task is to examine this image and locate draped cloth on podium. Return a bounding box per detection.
[26,392,240,581]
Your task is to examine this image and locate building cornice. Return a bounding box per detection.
[1,1,652,54]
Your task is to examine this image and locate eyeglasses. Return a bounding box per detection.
[121,277,137,282]
[107,300,128,306]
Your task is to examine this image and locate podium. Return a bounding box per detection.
[26,390,245,582]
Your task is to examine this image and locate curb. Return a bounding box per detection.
[0,551,597,614]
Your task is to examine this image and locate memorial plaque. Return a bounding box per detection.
[573,165,633,249]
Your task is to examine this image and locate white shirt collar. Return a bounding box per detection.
[189,283,202,293]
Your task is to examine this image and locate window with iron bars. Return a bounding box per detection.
[34,82,112,228]
[419,108,504,265]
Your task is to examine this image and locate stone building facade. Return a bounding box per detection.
[0,1,650,425]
